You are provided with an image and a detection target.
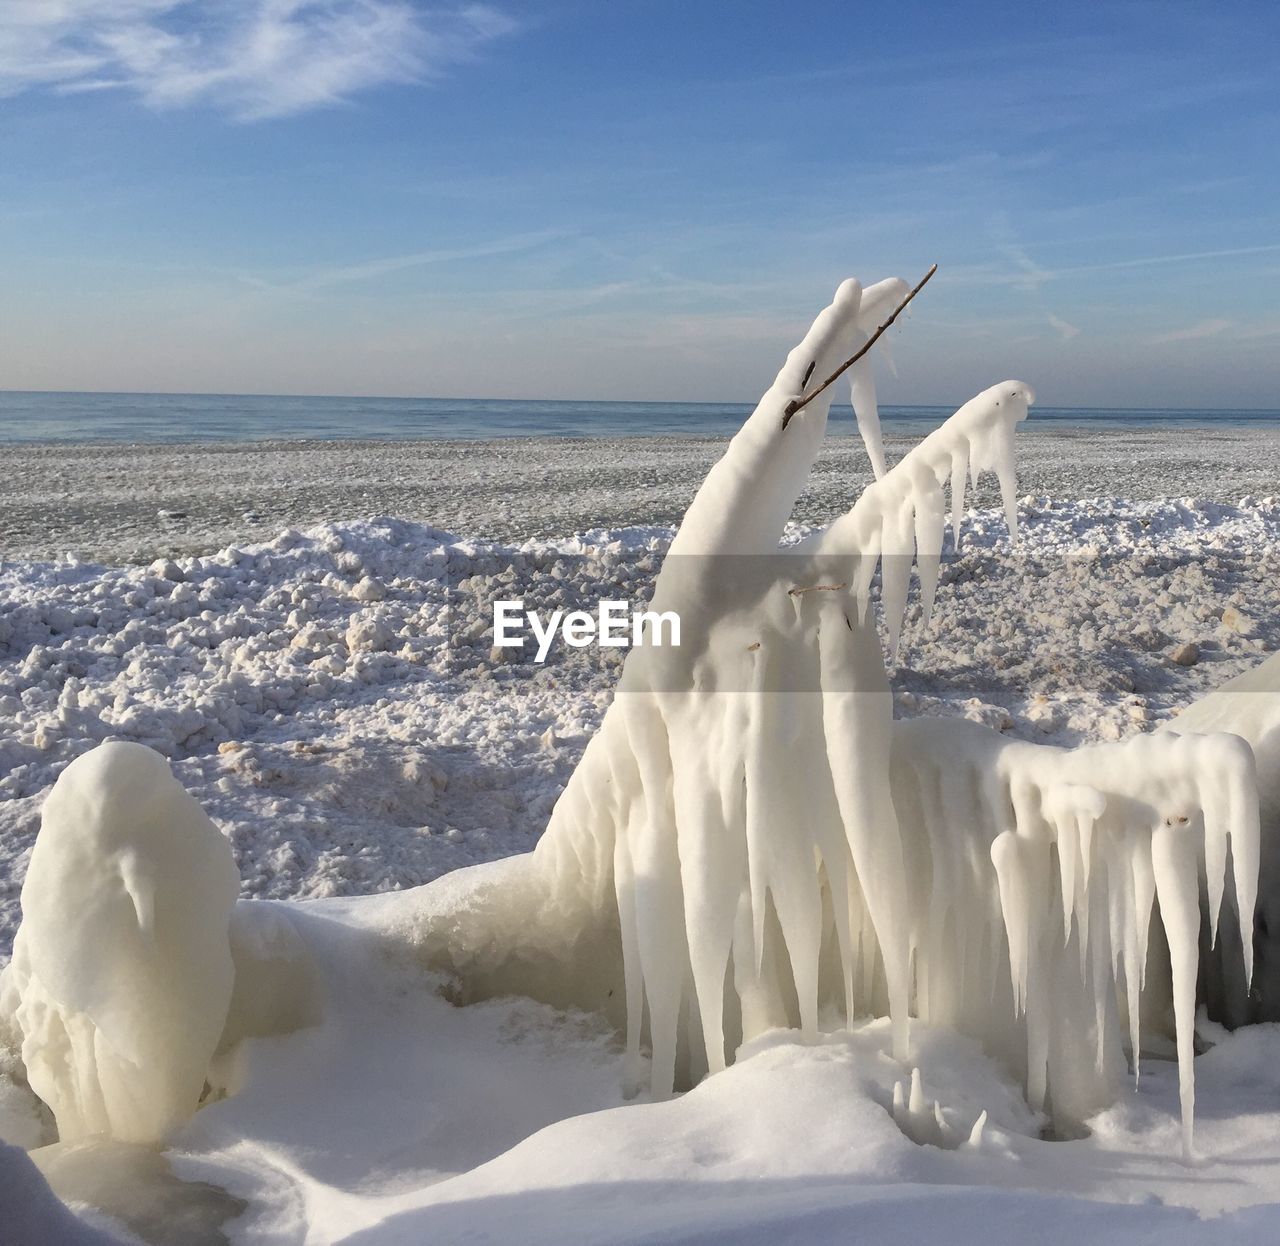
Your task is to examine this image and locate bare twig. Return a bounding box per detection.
[787,582,849,596]
[781,263,938,430]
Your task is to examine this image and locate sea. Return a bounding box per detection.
[1,391,1278,444]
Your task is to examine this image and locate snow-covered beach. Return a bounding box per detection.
[5,422,1279,562]
[6,0,1280,1235]
[7,404,1280,1239]
[3,425,1279,960]
[4,406,1280,1242]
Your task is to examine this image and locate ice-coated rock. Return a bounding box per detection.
[0,742,240,1144]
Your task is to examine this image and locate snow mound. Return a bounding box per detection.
[0,742,240,1144]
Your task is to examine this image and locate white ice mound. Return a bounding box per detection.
[0,742,240,1144]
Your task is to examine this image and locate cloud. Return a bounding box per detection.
[0,1,514,120]
[1147,318,1232,345]
[999,242,1052,294]
[956,243,1280,289]
[273,228,568,292]
[1047,313,1080,341]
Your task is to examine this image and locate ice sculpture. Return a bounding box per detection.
[411,276,1259,1156]
[0,742,240,1144]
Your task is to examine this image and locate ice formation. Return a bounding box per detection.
[890,1066,987,1150]
[0,276,1265,1165]
[891,720,1258,1153]
[0,742,240,1144]
[1158,650,1280,1028]
[412,276,1260,1154]
[475,287,1049,1103]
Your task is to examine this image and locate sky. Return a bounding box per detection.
[0,0,1277,408]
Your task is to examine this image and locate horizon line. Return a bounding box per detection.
[2,388,1279,415]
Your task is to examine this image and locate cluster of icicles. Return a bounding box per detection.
[530,275,1259,1156]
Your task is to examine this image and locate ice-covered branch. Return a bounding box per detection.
[668,276,909,559]
[813,378,1034,657]
[781,262,937,431]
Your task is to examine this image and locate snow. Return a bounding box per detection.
[0,276,1279,1241]
[17,887,1280,1244]
[0,1140,118,1245]
[0,500,1276,967]
[0,742,240,1144]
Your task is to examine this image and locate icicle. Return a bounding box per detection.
[949,444,969,552]
[880,501,915,661]
[1056,819,1078,936]
[995,428,1020,541]
[672,713,743,1076]
[967,1110,988,1148]
[849,355,887,480]
[1151,822,1201,1160]
[1132,835,1156,986]
[1225,740,1261,988]
[991,832,1031,1015]
[909,1066,925,1115]
[911,465,945,631]
[1202,803,1228,947]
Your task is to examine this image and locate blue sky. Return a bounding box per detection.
[0,0,1276,407]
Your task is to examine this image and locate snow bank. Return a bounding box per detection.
[0,742,240,1144]
[153,907,1280,1243]
[1,501,1275,958]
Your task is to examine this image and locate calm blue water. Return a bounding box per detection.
[1,391,1278,444]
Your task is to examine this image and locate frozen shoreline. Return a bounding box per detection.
[3,422,1279,562]
[1,496,1278,959]
[4,438,1280,1240]
[3,497,1280,1241]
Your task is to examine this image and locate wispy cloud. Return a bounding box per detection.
[997,241,1052,294]
[1147,318,1232,345]
[1047,313,1080,341]
[259,229,569,292]
[0,1,514,120]
[960,242,1280,289]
